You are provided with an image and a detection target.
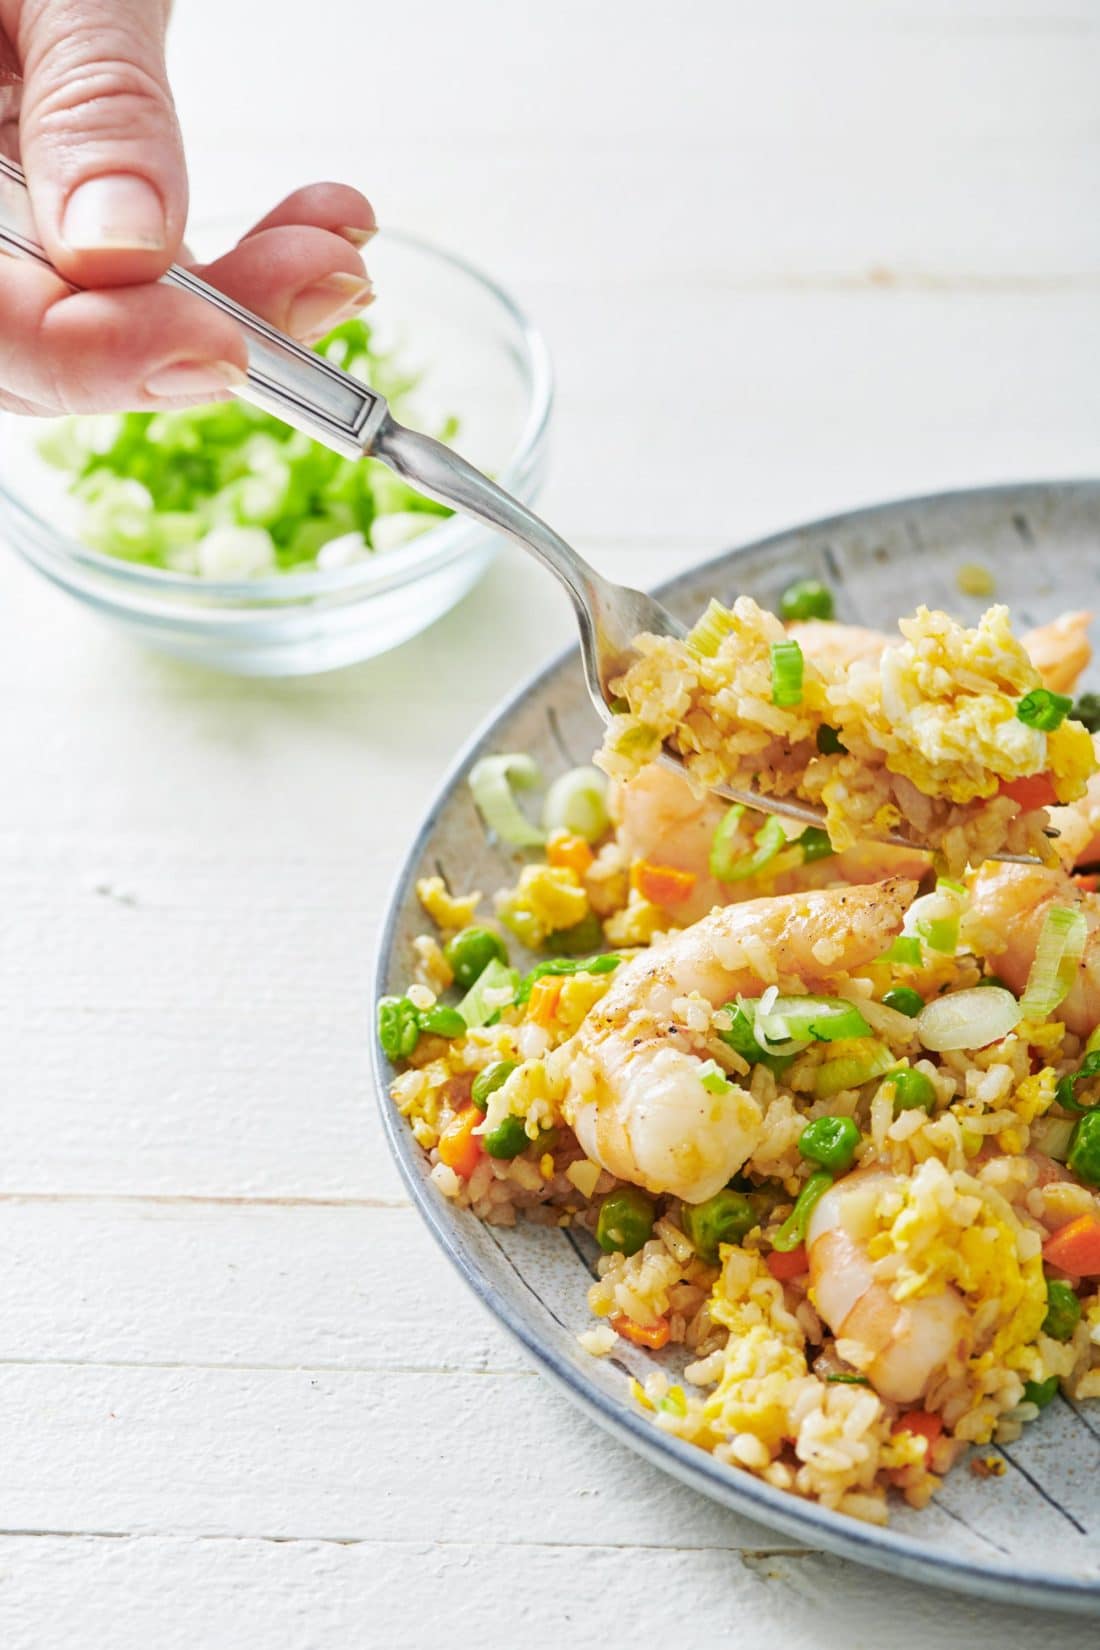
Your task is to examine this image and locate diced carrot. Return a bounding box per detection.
[438,1105,483,1180]
[610,1310,671,1350]
[527,974,564,1028]
[1075,874,1100,894]
[999,773,1058,811]
[547,832,594,877]
[893,1409,944,1447]
[632,859,698,907]
[1043,1213,1100,1277]
[766,1244,809,1281]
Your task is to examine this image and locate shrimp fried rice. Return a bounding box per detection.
[381,597,1100,1526]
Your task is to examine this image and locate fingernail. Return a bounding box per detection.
[61,173,167,251]
[144,359,247,400]
[288,271,374,338]
[337,223,376,248]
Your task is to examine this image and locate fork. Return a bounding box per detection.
[0,156,1036,858]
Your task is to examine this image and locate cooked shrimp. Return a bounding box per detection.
[1019,610,1093,696]
[790,612,1091,695]
[808,1168,971,1405]
[787,620,888,673]
[965,861,1100,1036]
[1049,734,1100,867]
[565,879,916,1203]
[613,762,929,921]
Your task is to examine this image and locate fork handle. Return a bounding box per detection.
[0,154,389,458]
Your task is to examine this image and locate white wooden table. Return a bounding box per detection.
[2,3,1098,1643]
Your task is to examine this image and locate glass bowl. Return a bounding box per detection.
[0,230,553,675]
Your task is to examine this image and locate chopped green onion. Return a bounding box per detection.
[825,1372,871,1386]
[1019,905,1087,1018]
[772,1170,834,1251]
[717,1002,794,1077]
[779,579,834,622]
[659,1385,689,1417]
[542,765,610,843]
[813,1041,896,1099]
[457,957,520,1028]
[1070,692,1100,734]
[797,826,835,863]
[685,598,736,657]
[1017,688,1073,732]
[698,1060,733,1095]
[710,806,787,883]
[770,639,805,707]
[904,886,966,956]
[468,753,546,847]
[1055,1048,1100,1114]
[751,995,872,1048]
[882,935,923,967]
[1030,1114,1076,1162]
[915,986,1022,1053]
[38,320,454,575]
[514,953,620,1005]
[816,724,847,755]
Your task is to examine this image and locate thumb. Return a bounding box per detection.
[13,0,186,286]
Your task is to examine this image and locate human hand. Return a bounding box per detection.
[0,0,376,414]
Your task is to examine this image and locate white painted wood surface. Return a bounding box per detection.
[2,2,1098,1643]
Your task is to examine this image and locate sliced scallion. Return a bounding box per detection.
[1017,688,1073,732]
[770,638,804,707]
[915,986,1022,1053]
[457,957,520,1028]
[468,753,546,847]
[685,598,736,657]
[710,806,787,883]
[1018,905,1087,1018]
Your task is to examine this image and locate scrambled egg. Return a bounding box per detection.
[847,606,1096,804]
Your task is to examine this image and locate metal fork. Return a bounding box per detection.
[0,157,1037,857]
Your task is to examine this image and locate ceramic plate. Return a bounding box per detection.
[372,481,1100,1611]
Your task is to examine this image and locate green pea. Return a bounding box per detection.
[470,1060,517,1113]
[1067,1109,1100,1187]
[681,1189,756,1263]
[772,1169,834,1252]
[417,1004,467,1039]
[882,986,924,1019]
[443,926,509,989]
[596,1187,656,1256]
[1022,1376,1060,1410]
[799,1115,860,1173]
[779,579,834,622]
[482,1114,530,1159]
[377,995,421,1060]
[889,1067,936,1112]
[1042,1278,1082,1342]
